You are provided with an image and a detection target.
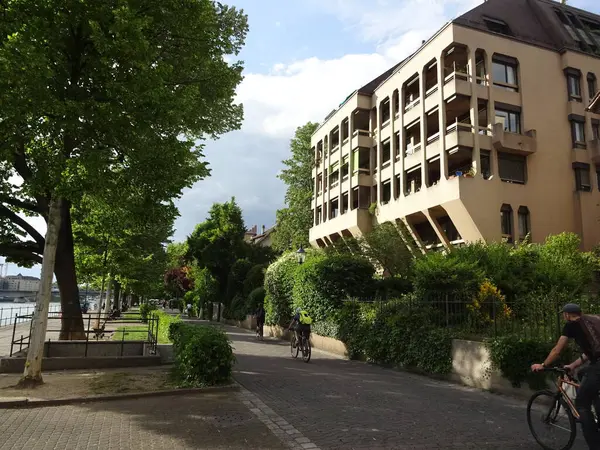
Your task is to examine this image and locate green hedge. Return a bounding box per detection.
[264,252,300,326]
[292,254,375,323]
[151,310,181,344]
[140,303,158,322]
[247,287,265,313]
[243,264,266,297]
[169,322,235,387]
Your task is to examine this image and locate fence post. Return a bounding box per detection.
[10,316,17,356]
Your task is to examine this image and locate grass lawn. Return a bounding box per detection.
[113,325,172,344]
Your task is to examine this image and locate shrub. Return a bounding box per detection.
[169,323,235,387]
[140,303,158,322]
[225,258,253,305]
[247,287,266,313]
[372,276,412,300]
[486,336,576,389]
[292,254,375,323]
[264,253,301,326]
[243,264,267,297]
[151,310,181,343]
[224,294,247,321]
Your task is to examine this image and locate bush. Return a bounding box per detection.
[486,336,576,389]
[247,287,265,313]
[140,303,158,322]
[224,294,247,321]
[151,310,181,343]
[225,258,253,305]
[243,264,266,297]
[372,277,412,300]
[292,254,375,323]
[264,253,301,326]
[169,323,235,387]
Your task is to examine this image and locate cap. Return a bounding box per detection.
[562,303,582,314]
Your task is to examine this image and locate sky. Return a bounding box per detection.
[1,0,599,278]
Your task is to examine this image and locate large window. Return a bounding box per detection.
[495,108,521,133]
[492,56,518,91]
[570,116,586,148]
[593,121,600,140]
[574,164,591,192]
[517,206,530,241]
[500,204,514,243]
[565,68,582,102]
[498,153,526,184]
[481,150,491,180]
[588,73,597,100]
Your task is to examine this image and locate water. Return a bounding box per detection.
[0,302,61,328]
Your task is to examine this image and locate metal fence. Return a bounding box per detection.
[0,303,62,328]
[9,311,158,357]
[346,292,600,342]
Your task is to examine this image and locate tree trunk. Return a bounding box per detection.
[103,275,113,316]
[113,282,121,310]
[54,200,85,340]
[18,197,62,388]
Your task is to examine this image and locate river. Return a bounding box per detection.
[0,302,61,328]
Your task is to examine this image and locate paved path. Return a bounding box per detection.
[225,325,587,450]
[0,391,287,450]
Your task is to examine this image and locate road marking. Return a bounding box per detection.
[237,386,321,450]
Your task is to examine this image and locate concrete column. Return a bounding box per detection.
[390,93,396,199]
[338,120,343,209]
[401,218,427,254]
[437,54,448,180]
[376,104,382,204]
[422,209,451,249]
[419,73,428,187]
[468,49,481,175]
[399,87,406,196]
[486,52,499,179]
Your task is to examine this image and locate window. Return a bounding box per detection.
[341,156,349,179]
[495,109,521,134]
[483,17,512,36]
[498,153,526,184]
[492,57,518,91]
[500,204,514,243]
[564,68,582,101]
[481,150,491,180]
[574,164,591,192]
[517,206,530,241]
[593,122,600,140]
[588,73,597,100]
[570,116,586,148]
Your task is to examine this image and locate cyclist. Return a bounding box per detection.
[254,304,266,339]
[288,307,312,348]
[531,303,600,449]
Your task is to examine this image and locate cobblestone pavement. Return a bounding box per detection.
[225,326,587,450]
[0,391,287,450]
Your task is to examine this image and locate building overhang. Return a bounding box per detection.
[587,91,600,114]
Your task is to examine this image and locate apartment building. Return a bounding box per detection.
[0,274,40,292]
[309,0,600,252]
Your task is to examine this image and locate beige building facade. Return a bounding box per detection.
[309,0,600,251]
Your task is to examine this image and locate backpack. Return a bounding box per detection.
[578,315,600,357]
[299,310,313,325]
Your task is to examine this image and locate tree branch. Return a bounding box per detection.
[0,204,45,248]
[0,194,43,213]
[12,141,50,214]
[0,242,43,264]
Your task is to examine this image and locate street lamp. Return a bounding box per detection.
[296,245,306,265]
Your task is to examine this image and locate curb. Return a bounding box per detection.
[0,383,239,409]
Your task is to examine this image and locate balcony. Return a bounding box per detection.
[445,121,475,149]
[590,139,600,164]
[352,129,373,150]
[492,123,537,156]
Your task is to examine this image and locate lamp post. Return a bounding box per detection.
[296,245,306,265]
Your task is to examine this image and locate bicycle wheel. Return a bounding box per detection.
[527,390,576,450]
[302,337,311,363]
[290,336,299,358]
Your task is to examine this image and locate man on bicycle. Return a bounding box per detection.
[532,303,600,449]
[288,307,312,347]
[254,304,265,339]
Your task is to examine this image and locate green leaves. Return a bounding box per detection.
[272,122,319,252]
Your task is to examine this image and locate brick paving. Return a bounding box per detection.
[225,325,587,450]
[0,391,287,450]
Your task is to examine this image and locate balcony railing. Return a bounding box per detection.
[405,143,422,157]
[446,120,473,134]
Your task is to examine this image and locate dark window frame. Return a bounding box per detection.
[492,56,519,92]
[573,162,592,192]
[483,16,513,36]
[500,203,514,243]
[495,108,521,134]
[588,73,597,100]
[569,114,587,148]
[517,206,530,241]
[498,152,527,184]
[564,67,582,102]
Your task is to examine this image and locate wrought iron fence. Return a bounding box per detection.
[345,292,600,342]
[9,311,158,357]
[0,303,61,328]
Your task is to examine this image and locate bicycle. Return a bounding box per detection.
[290,330,311,363]
[527,367,599,450]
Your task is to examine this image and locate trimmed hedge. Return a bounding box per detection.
[243,264,266,297]
[169,322,235,387]
[247,286,265,312]
[151,310,181,344]
[140,303,158,322]
[264,252,300,326]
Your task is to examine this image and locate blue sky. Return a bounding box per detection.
[3,0,600,278]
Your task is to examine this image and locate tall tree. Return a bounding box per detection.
[187,198,246,300]
[272,122,319,252]
[0,0,248,340]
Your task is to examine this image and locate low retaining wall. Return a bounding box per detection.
[0,340,163,373]
[224,315,257,331]
[259,325,540,398]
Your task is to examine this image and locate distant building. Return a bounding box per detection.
[245,224,275,248]
[0,274,40,292]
